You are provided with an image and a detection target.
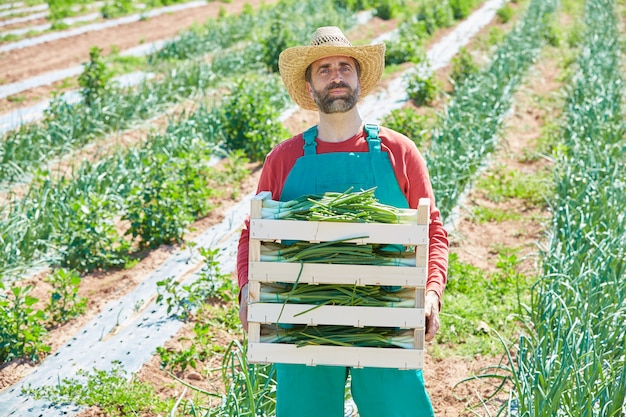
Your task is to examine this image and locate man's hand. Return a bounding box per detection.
[239,283,249,333]
[424,291,441,342]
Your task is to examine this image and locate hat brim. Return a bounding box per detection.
[278,43,385,111]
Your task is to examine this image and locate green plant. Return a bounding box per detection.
[0,284,49,363]
[475,164,552,206]
[170,340,276,416]
[55,195,130,272]
[449,47,479,89]
[487,26,505,46]
[124,153,213,249]
[385,19,427,65]
[448,0,472,19]
[496,4,514,23]
[101,0,134,19]
[261,20,296,73]
[374,0,399,20]
[23,361,172,416]
[156,248,231,320]
[46,0,73,21]
[45,268,87,325]
[472,206,522,223]
[382,107,431,148]
[432,252,529,357]
[218,76,290,161]
[78,47,112,107]
[405,71,440,106]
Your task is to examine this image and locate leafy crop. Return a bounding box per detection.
[78,47,112,107]
[0,284,49,363]
[405,71,441,106]
[45,268,87,325]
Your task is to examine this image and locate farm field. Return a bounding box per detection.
[0,0,624,416]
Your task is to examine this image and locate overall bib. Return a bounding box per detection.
[276,124,434,417]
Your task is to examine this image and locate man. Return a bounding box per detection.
[236,26,449,417]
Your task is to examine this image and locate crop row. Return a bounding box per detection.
[0,0,357,185]
[509,0,625,414]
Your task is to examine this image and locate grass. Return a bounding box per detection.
[431,251,531,358]
[474,164,552,206]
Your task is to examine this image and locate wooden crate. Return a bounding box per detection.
[247,191,429,370]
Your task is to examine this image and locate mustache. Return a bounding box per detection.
[325,82,351,92]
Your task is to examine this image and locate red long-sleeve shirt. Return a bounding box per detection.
[237,126,449,302]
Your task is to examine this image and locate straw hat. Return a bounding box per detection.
[278,26,385,111]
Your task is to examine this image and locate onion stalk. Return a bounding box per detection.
[260,325,416,348]
[260,283,415,308]
[261,187,418,224]
[260,240,415,266]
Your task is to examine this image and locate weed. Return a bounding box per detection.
[6,94,26,103]
[156,248,232,320]
[473,206,523,223]
[405,71,440,106]
[450,47,479,89]
[78,47,112,107]
[45,268,87,325]
[0,284,49,363]
[23,361,172,416]
[381,107,430,148]
[432,252,530,357]
[475,164,552,206]
[497,4,515,23]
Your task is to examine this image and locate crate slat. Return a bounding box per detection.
[250,219,427,245]
[249,261,426,286]
[249,303,425,327]
[248,343,424,370]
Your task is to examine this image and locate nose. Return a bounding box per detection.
[329,68,344,83]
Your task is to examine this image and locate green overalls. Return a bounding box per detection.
[275,124,434,417]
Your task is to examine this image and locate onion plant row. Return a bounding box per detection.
[0,0,355,186]
[425,0,558,220]
[507,0,625,415]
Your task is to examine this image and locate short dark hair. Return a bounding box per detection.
[305,57,361,83]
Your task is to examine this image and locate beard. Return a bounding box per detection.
[310,81,360,114]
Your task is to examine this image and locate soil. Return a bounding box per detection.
[0,1,562,416]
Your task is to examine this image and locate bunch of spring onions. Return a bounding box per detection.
[260,240,415,266]
[260,283,415,308]
[260,325,415,349]
[261,187,418,224]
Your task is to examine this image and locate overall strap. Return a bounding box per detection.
[364,123,381,152]
[302,125,318,156]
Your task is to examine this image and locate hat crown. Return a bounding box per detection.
[309,26,352,47]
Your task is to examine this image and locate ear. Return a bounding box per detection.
[306,82,314,99]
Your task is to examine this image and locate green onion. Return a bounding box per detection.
[261,187,418,224]
[260,283,415,308]
[260,325,416,348]
[260,240,415,266]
